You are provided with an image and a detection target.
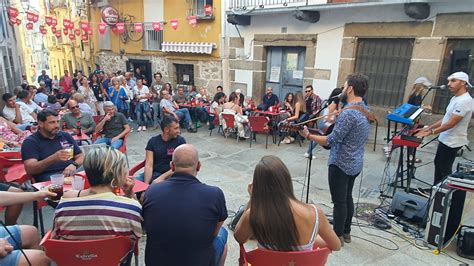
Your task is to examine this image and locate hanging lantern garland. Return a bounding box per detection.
[5,4,217,41]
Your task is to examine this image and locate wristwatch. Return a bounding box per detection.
[71,161,79,168]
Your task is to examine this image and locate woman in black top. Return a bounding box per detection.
[90,73,107,115]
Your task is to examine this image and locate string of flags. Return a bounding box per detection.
[6,5,212,41]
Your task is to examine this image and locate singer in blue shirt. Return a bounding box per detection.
[299,73,370,247]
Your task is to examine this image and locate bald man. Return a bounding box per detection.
[61,100,96,135]
[143,144,228,266]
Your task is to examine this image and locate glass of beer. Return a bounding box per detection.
[48,184,63,201]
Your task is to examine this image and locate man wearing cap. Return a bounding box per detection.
[416,72,473,185]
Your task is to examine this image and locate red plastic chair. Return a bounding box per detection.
[221,113,239,143]
[239,244,331,266]
[92,115,103,125]
[0,151,30,184]
[206,105,222,136]
[40,230,138,266]
[129,160,145,177]
[248,116,271,149]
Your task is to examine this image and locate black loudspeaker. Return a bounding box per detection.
[425,183,466,247]
[390,191,429,226]
[404,3,430,20]
[457,226,474,260]
[227,15,251,26]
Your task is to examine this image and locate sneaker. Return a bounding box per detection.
[137,126,142,132]
[343,233,351,243]
[281,137,291,144]
[187,127,197,133]
[338,236,344,247]
[142,126,147,131]
[304,152,316,159]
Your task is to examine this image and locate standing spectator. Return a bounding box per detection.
[139,115,186,184]
[22,109,84,182]
[94,101,131,149]
[37,70,52,91]
[75,71,83,90]
[61,100,96,135]
[150,73,165,128]
[60,70,72,94]
[134,67,146,84]
[52,75,59,91]
[90,73,107,115]
[78,76,97,115]
[258,87,279,111]
[21,74,28,86]
[160,90,197,133]
[124,73,136,121]
[133,78,151,131]
[304,85,323,119]
[108,77,129,116]
[102,71,113,98]
[143,144,228,266]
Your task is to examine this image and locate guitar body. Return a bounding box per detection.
[317,121,334,150]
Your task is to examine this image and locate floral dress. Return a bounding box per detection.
[0,122,31,144]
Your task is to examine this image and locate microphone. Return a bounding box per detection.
[429,85,446,90]
[327,93,342,101]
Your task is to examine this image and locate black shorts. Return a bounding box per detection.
[0,183,11,191]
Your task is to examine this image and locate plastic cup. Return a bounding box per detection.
[50,174,64,185]
[65,148,73,160]
[72,176,85,190]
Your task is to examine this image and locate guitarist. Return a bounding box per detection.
[299,73,371,247]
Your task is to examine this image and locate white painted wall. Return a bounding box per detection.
[235,69,254,96]
[143,0,164,22]
[227,1,474,99]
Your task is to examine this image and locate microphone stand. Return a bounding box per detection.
[304,100,329,203]
[420,87,433,105]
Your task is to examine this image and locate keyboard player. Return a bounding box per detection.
[416,71,473,185]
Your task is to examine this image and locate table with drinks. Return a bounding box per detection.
[32,172,150,205]
[253,106,288,144]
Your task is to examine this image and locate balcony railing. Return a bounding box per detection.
[229,0,307,9]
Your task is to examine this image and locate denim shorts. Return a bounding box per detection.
[0,225,22,266]
[213,227,228,266]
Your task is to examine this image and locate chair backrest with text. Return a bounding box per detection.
[239,244,331,266]
[40,230,133,266]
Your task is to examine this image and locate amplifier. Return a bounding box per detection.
[424,183,466,247]
[390,191,428,226]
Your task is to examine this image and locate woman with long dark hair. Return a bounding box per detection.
[234,156,341,251]
[90,73,107,115]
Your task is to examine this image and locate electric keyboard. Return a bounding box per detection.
[392,134,423,148]
[386,103,424,125]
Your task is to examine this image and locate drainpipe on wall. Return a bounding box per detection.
[221,0,230,92]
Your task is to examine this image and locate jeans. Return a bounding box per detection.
[136,102,151,126]
[152,102,161,126]
[328,164,358,236]
[94,137,124,150]
[434,141,461,185]
[175,108,192,127]
[136,171,162,183]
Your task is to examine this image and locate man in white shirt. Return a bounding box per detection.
[416,71,473,185]
[133,78,151,131]
[2,92,37,128]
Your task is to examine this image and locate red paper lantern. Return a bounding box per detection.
[45,16,52,26]
[63,19,71,29]
[32,14,39,23]
[116,22,125,33]
[26,22,34,30]
[80,21,89,31]
[40,25,47,34]
[98,22,107,35]
[187,16,197,27]
[152,22,161,31]
[63,28,69,35]
[170,19,179,30]
[26,11,36,22]
[7,7,19,18]
[204,5,213,16]
[51,18,58,27]
[54,31,61,38]
[74,28,81,36]
[111,26,118,34]
[68,34,75,41]
[9,17,17,25]
[16,19,21,26]
[87,28,93,36]
[81,34,88,41]
[51,27,57,33]
[133,23,143,33]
